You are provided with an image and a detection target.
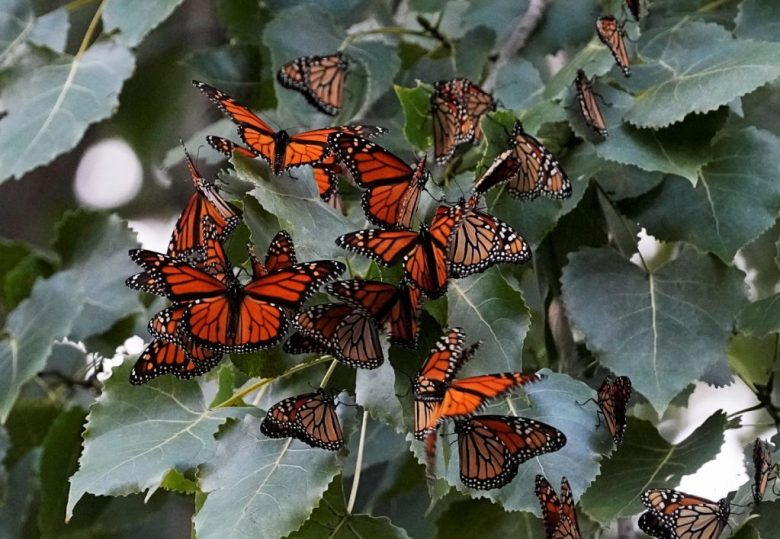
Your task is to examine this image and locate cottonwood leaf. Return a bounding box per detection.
[195,415,342,539]
[735,0,780,43]
[66,360,231,519]
[346,41,401,117]
[579,412,728,523]
[0,449,38,537]
[103,0,186,48]
[447,271,531,374]
[289,476,411,539]
[625,22,780,128]
[0,0,33,65]
[28,7,68,53]
[420,373,613,513]
[395,83,433,151]
[433,498,542,539]
[737,294,780,336]
[355,357,404,432]
[0,41,135,181]
[626,127,780,262]
[561,247,746,413]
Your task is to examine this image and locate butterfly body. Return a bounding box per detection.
[574,70,608,137]
[597,374,632,445]
[596,16,631,77]
[261,389,344,450]
[639,489,730,539]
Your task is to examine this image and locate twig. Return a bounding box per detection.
[346,410,369,514]
[483,0,550,92]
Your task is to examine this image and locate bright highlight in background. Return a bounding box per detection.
[74,138,142,208]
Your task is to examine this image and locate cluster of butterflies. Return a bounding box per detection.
[121,1,776,536]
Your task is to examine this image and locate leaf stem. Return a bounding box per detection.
[76,0,107,56]
[212,355,333,408]
[65,0,96,13]
[346,410,369,514]
[320,358,339,388]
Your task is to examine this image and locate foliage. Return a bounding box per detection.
[2,0,780,538]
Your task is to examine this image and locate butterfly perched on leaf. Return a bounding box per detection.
[413,327,542,438]
[288,302,384,369]
[330,135,429,229]
[574,70,608,138]
[446,196,531,278]
[473,121,571,201]
[535,475,582,539]
[261,389,344,450]
[596,16,631,77]
[277,52,347,116]
[639,489,730,539]
[194,80,383,177]
[126,234,344,354]
[336,203,460,298]
[596,374,632,446]
[449,416,566,490]
[752,438,777,504]
[431,78,496,164]
[327,279,423,348]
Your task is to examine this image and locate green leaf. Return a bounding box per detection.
[0,425,7,503]
[160,469,198,495]
[626,128,780,262]
[0,41,135,181]
[0,239,54,311]
[195,415,342,539]
[728,334,776,391]
[447,272,531,373]
[356,357,404,432]
[345,41,402,117]
[217,0,270,47]
[454,27,495,82]
[738,294,780,336]
[289,476,411,539]
[739,220,780,301]
[433,498,542,539]
[754,500,780,538]
[0,0,33,66]
[561,247,746,412]
[494,58,544,111]
[625,22,780,128]
[66,360,231,519]
[735,0,780,43]
[579,412,728,523]
[28,7,69,53]
[185,44,263,95]
[395,83,433,152]
[103,0,186,48]
[232,158,362,261]
[38,407,87,538]
[0,449,38,537]
[461,0,528,43]
[565,145,664,201]
[422,372,613,513]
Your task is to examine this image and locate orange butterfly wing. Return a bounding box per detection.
[277,53,347,115]
[575,70,607,137]
[596,16,631,77]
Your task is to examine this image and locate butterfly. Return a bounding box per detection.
[248,230,297,277]
[207,124,384,205]
[432,78,496,164]
[473,122,571,201]
[327,279,423,348]
[752,438,777,504]
[335,203,461,298]
[574,70,607,137]
[194,80,380,176]
[596,16,631,77]
[260,389,344,450]
[451,416,566,490]
[290,303,384,369]
[594,375,632,446]
[626,0,641,20]
[413,327,542,438]
[535,475,583,539]
[168,146,240,261]
[330,135,429,229]
[446,196,531,278]
[126,240,344,353]
[277,52,347,116]
[639,489,730,539]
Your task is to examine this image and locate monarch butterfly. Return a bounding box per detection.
[330,134,429,229]
[432,78,496,164]
[194,80,381,176]
[752,438,777,504]
[248,230,297,278]
[574,70,608,138]
[291,303,383,369]
[327,279,423,348]
[594,375,632,446]
[596,16,631,77]
[451,416,566,490]
[126,242,344,353]
[277,53,347,116]
[535,475,582,539]
[473,122,571,201]
[336,204,460,298]
[207,125,384,207]
[168,147,240,261]
[413,327,542,438]
[260,389,344,450]
[639,489,730,539]
[446,196,531,278]
[130,339,223,385]
[626,0,641,20]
